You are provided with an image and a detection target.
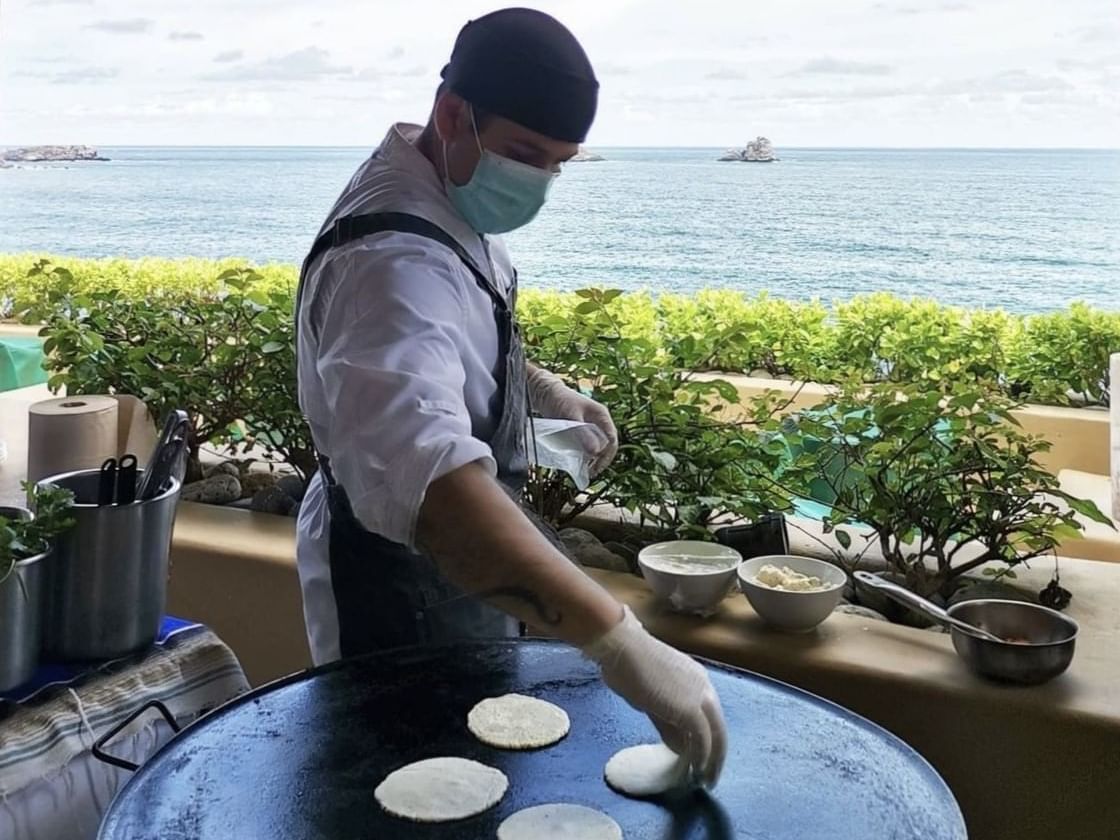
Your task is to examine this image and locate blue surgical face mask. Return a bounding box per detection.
[443,108,558,235]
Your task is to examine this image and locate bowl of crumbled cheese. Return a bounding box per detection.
[737,555,847,632]
[637,540,743,616]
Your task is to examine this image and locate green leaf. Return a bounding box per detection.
[835,529,852,550]
[574,301,599,315]
[1057,493,1115,527]
[261,341,285,354]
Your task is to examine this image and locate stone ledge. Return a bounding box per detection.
[169,501,310,686]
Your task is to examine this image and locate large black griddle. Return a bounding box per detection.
[98,640,966,839]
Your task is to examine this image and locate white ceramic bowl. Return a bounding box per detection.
[637,540,743,615]
[737,555,847,632]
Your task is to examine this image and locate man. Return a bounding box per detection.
[296,8,726,786]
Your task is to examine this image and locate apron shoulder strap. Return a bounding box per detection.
[302,211,505,310]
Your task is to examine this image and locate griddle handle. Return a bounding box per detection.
[92,699,182,773]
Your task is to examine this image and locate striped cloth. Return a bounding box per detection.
[0,621,248,839]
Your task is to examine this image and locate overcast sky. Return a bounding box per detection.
[2,0,1118,147]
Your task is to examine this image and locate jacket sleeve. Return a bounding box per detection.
[310,234,497,550]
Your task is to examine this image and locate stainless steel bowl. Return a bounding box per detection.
[854,572,1078,686]
[947,599,1077,686]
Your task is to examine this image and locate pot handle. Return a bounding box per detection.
[92,699,182,773]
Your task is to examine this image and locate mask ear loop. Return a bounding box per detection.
[442,102,485,188]
[468,104,484,153]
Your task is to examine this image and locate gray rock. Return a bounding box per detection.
[203,461,241,479]
[240,471,279,499]
[559,528,630,573]
[603,540,637,562]
[2,145,109,162]
[832,604,889,623]
[276,474,307,502]
[947,580,1033,608]
[181,474,241,505]
[250,486,295,516]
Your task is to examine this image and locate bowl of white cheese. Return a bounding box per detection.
[637,541,743,615]
[737,555,847,632]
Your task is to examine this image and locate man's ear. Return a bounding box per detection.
[434,91,470,141]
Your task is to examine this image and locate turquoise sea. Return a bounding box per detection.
[1,146,1117,312]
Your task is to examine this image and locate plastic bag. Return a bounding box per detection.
[528,419,607,491]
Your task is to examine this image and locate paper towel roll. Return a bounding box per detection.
[27,395,120,485]
[1111,354,1120,521]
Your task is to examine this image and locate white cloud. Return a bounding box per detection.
[705,66,751,81]
[51,66,120,85]
[2,0,1117,147]
[794,57,894,76]
[932,71,1074,95]
[169,32,205,42]
[206,47,352,82]
[85,19,153,34]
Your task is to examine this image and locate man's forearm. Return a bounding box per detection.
[417,460,622,646]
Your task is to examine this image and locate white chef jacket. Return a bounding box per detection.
[296,123,519,666]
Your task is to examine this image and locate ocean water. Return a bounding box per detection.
[1,146,1117,312]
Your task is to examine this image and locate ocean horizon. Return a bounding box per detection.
[2,145,1117,313]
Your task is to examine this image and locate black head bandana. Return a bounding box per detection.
[440,8,599,143]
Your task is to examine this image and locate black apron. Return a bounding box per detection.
[298,212,528,657]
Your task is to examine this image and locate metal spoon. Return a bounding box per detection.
[852,571,1005,643]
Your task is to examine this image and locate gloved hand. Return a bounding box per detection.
[527,367,618,475]
[585,607,727,788]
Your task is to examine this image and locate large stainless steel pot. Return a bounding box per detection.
[37,469,180,661]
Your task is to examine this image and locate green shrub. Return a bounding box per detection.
[522,288,793,536]
[32,264,313,480]
[9,253,1119,409]
[762,381,1112,601]
[818,294,1019,389]
[1007,303,1120,406]
[1,253,296,312]
[657,291,830,377]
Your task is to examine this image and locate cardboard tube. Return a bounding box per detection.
[27,395,120,484]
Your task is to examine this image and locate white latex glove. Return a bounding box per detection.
[585,607,728,788]
[527,367,618,475]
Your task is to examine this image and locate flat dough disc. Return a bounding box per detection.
[604,743,690,797]
[467,693,571,749]
[498,803,622,840]
[374,757,507,822]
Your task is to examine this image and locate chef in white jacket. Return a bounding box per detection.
[295,8,726,786]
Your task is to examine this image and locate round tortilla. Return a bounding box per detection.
[374,757,507,822]
[497,803,622,840]
[467,693,571,750]
[604,743,690,798]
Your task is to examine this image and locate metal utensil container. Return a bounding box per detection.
[0,505,48,692]
[38,469,181,661]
